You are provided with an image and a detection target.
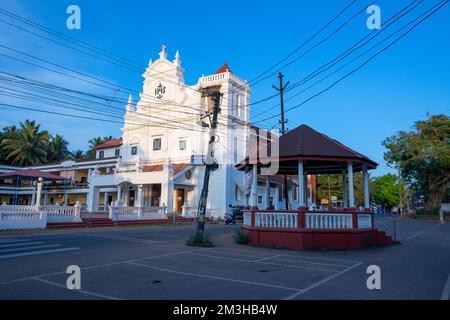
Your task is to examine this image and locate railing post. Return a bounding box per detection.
[298,209,305,229]
[251,208,256,227]
[352,212,358,229]
[74,201,82,222]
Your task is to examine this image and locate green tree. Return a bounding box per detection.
[86,136,114,158]
[1,120,50,165]
[371,174,405,210]
[383,114,450,212]
[47,135,70,162]
[69,149,86,160]
[316,173,365,207]
[0,125,19,164]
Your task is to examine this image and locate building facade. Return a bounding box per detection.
[0,45,314,218]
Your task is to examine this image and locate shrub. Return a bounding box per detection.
[185,231,214,247]
[234,229,249,245]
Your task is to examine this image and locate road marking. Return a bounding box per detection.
[441,271,450,300]
[0,241,46,248]
[31,277,121,300]
[284,262,363,300]
[0,247,79,260]
[84,234,161,244]
[0,239,32,244]
[0,249,201,286]
[275,257,352,268]
[0,244,62,254]
[127,261,301,292]
[187,252,339,273]
[406,222,446,240]
[254,255,281,262]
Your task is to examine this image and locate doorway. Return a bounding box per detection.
[128,189,135,207]
[175,189,185,213]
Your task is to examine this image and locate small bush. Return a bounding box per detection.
[234,229,249,245]
[415,208,444,216]
[186,231,214,247]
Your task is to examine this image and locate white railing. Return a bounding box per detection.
[42,202,82,223]
[243,211,251,226]
[357,214,373,229]
[0,205,47,230]
[305,213,353,229]
[182,206,197,218]
[255,212,298,228]
[109,206,167,221]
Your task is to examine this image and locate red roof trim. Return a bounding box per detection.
[94,139,123,150]
[214,61,233,75]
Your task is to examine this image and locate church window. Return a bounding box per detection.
[153,138,162,151]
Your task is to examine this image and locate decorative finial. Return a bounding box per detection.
[126,93,134,113]
[174,50,181,67]
[159,44,167,60]
[148,58,153,66]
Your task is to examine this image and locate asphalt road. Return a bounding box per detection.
[0,217,449,300]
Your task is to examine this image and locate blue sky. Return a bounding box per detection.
[0,0,449,175]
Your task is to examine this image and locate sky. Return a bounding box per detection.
[0,0,449,176]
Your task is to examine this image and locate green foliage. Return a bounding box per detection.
[233,229,249,244]
[69,149,86,160]
[47,135,70,162]
[383,114,450,212]
[185,231,214,247]
[316,173,365,207]
[371,174,405,210]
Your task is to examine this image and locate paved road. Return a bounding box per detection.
[0,218,449,300]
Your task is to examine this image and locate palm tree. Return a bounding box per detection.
[69,149,86,160]
[86,136,115,158]
[47,135,70,162]
[1,120,50,166]
[0,125,19,164]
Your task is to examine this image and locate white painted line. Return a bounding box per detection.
[85,234,161,244]
[406,222,446,240]
[31,277,121,300]
[275,257,352,268]
[441,271,450,300]
[0,239,31,244]
[406,230,425,240]
[279,254,360,264]
[0,247,80,259]
[254,255,281,262]
[0,249,199,285]
[202,248,268,259]
[0,241,46,249]
[0,244,62,254]
[187,252,339,273]
[127,261,301,292]
[284,262,363,300]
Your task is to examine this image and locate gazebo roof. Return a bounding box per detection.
[0,169,68,181]
[237,124,378,175]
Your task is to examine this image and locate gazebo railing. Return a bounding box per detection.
[243,209,373,230]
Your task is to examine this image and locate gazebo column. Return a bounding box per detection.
[117,187,122,206]
[265,176,270,209]
[347,161,355,208]
[103,192,109,210]
[35,177,43,207]
[303,172,308,207]
[298,160,305,208]
[342,169,348,209]
[363,164,370,209]
[250,164,258,208]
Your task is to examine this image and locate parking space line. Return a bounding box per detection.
[279,254,360,264]
[406,222,446,241]
[284,262,363,300]
[255,255,281,262]
[31,277,122,300]
[187,252,340,273]
[202,248,268,258]
[441,271,450,300]
[0,241,46,248]
[0,247,80,260]
[0,244,62,254]
[275,257,352,268]
[126,261,302,292]
[0,249,200,286]
[0,239,31,244]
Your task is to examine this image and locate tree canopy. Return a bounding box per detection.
[383,114,450,212]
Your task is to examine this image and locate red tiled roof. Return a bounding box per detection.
[214,61,233,75]
[94,139,123,150]
[0,169,69,181]
[143,165,164,173]
[142,163,190,175]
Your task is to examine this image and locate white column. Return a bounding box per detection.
[342,169,347,209]
[251,164,258,207]
[136,185,143,207]
[303,172,308,206]
[86,186,100,212]
[265,176,270,209]
[298,160,305,208]
[348,161,355,208]
[363,164,370,209]
[63,192,68,206]
[31,184,36,206]
[103,192,109,210]
[117,187,122,206]
[35,178,43,207]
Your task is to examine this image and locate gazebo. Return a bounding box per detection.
[0,169,69,206]
[236,124,396,249]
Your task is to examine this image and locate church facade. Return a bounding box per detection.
[0,45,310,218]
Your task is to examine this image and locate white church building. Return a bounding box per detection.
[0,45,306,221]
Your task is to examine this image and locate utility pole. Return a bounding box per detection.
[398,166,403,215]
[273,72,290,210]
[196,89,222,234]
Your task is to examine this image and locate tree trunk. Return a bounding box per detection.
[424,183,447,213]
